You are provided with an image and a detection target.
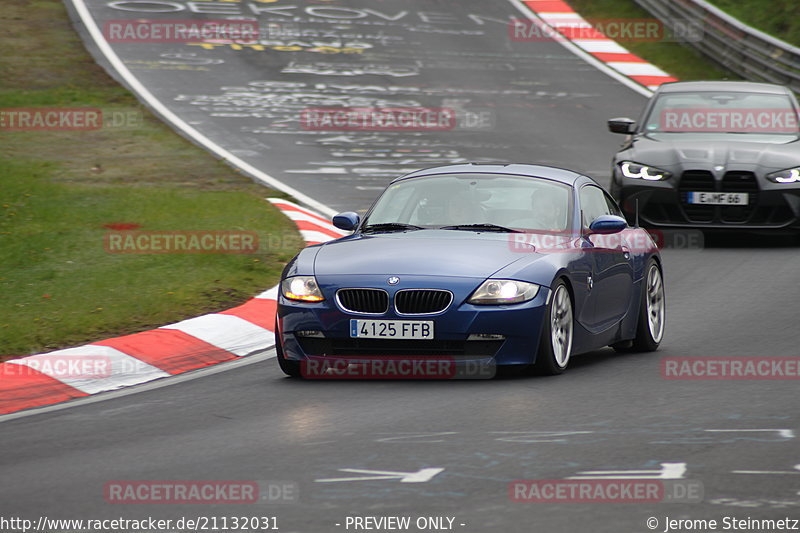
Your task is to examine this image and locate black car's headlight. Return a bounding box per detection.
[619,161,671,181]
[281,276,324,302]
[467,279,540,305]
[766,167,800,184]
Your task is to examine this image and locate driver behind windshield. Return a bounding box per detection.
[418,190,484,226]
[531,188,566,231]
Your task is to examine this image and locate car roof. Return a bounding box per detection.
[394,163,588,187]
[656,80,790,95]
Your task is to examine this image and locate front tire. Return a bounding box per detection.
[534,280,573,375]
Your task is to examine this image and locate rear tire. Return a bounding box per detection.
[533,280,573,375]
[275,320,302,378]
[615,259,665,353]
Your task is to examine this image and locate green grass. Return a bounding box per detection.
[708,0,800,47]
[0,1,303,358]
[565,0,738,81]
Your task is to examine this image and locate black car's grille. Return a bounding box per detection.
[677,170,762,224]
[395,289,453,315]
[336,289,389,314]
[720,171,758,223]
[678,170,715,222]
[678,170,716,191]
[297,338,503,357]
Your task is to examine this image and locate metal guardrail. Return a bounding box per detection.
[634,0,800,93]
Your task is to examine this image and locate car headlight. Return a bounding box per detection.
[619,161,671,181]
[281,276,324,302]
[467,279,540,305]
[766,167,800,183]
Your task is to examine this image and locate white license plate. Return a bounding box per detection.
[350,319,434,340]
[687,192,749,205]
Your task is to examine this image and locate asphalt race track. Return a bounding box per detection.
[64,0,645,212]
[2,0,799,531]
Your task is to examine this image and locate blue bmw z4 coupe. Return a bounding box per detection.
[275,164,665,378]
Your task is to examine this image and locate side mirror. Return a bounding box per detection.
[332,211,360,231]
[589,215,627,234]
[608,117,636,134]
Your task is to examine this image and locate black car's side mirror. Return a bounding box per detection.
[608,117,637,134]
[332,212,360,231]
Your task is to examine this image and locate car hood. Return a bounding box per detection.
[623,136,800,172]
[312,230,542,279]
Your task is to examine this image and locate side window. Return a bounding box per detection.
[579,186,612,228]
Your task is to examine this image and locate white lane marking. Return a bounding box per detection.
[507,0,653,97]
[536,13,586,24]
[0,349,276,424]
[274,208,337,226]
[161,314,273,356]
[375,432,459,443]
[267,198,346,236]
[733,465,800,475]
[274,210,348,236]
[491,431,594,443]
[315,468,445,483]
[68,0,337,218]
[285,168,347,174]
[606,61,671,77]
[568,462,686,479]
[300,230,340,243]
[705,429,795,439]
[7,345,169,395]
[570,39,630,54]
[254,286,279,300]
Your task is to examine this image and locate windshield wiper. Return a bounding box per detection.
[361,222,424,233]
[439,223,521,233]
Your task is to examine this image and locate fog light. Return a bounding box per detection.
[296,330,324,338]
[467,334,505,341]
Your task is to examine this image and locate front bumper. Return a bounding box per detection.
[614,171,800,230]
[276,275,550,367]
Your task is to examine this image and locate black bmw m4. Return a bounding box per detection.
[608,81,800,232]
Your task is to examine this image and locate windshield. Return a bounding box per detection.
[642,91,800,139]
[364,174,572,232]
